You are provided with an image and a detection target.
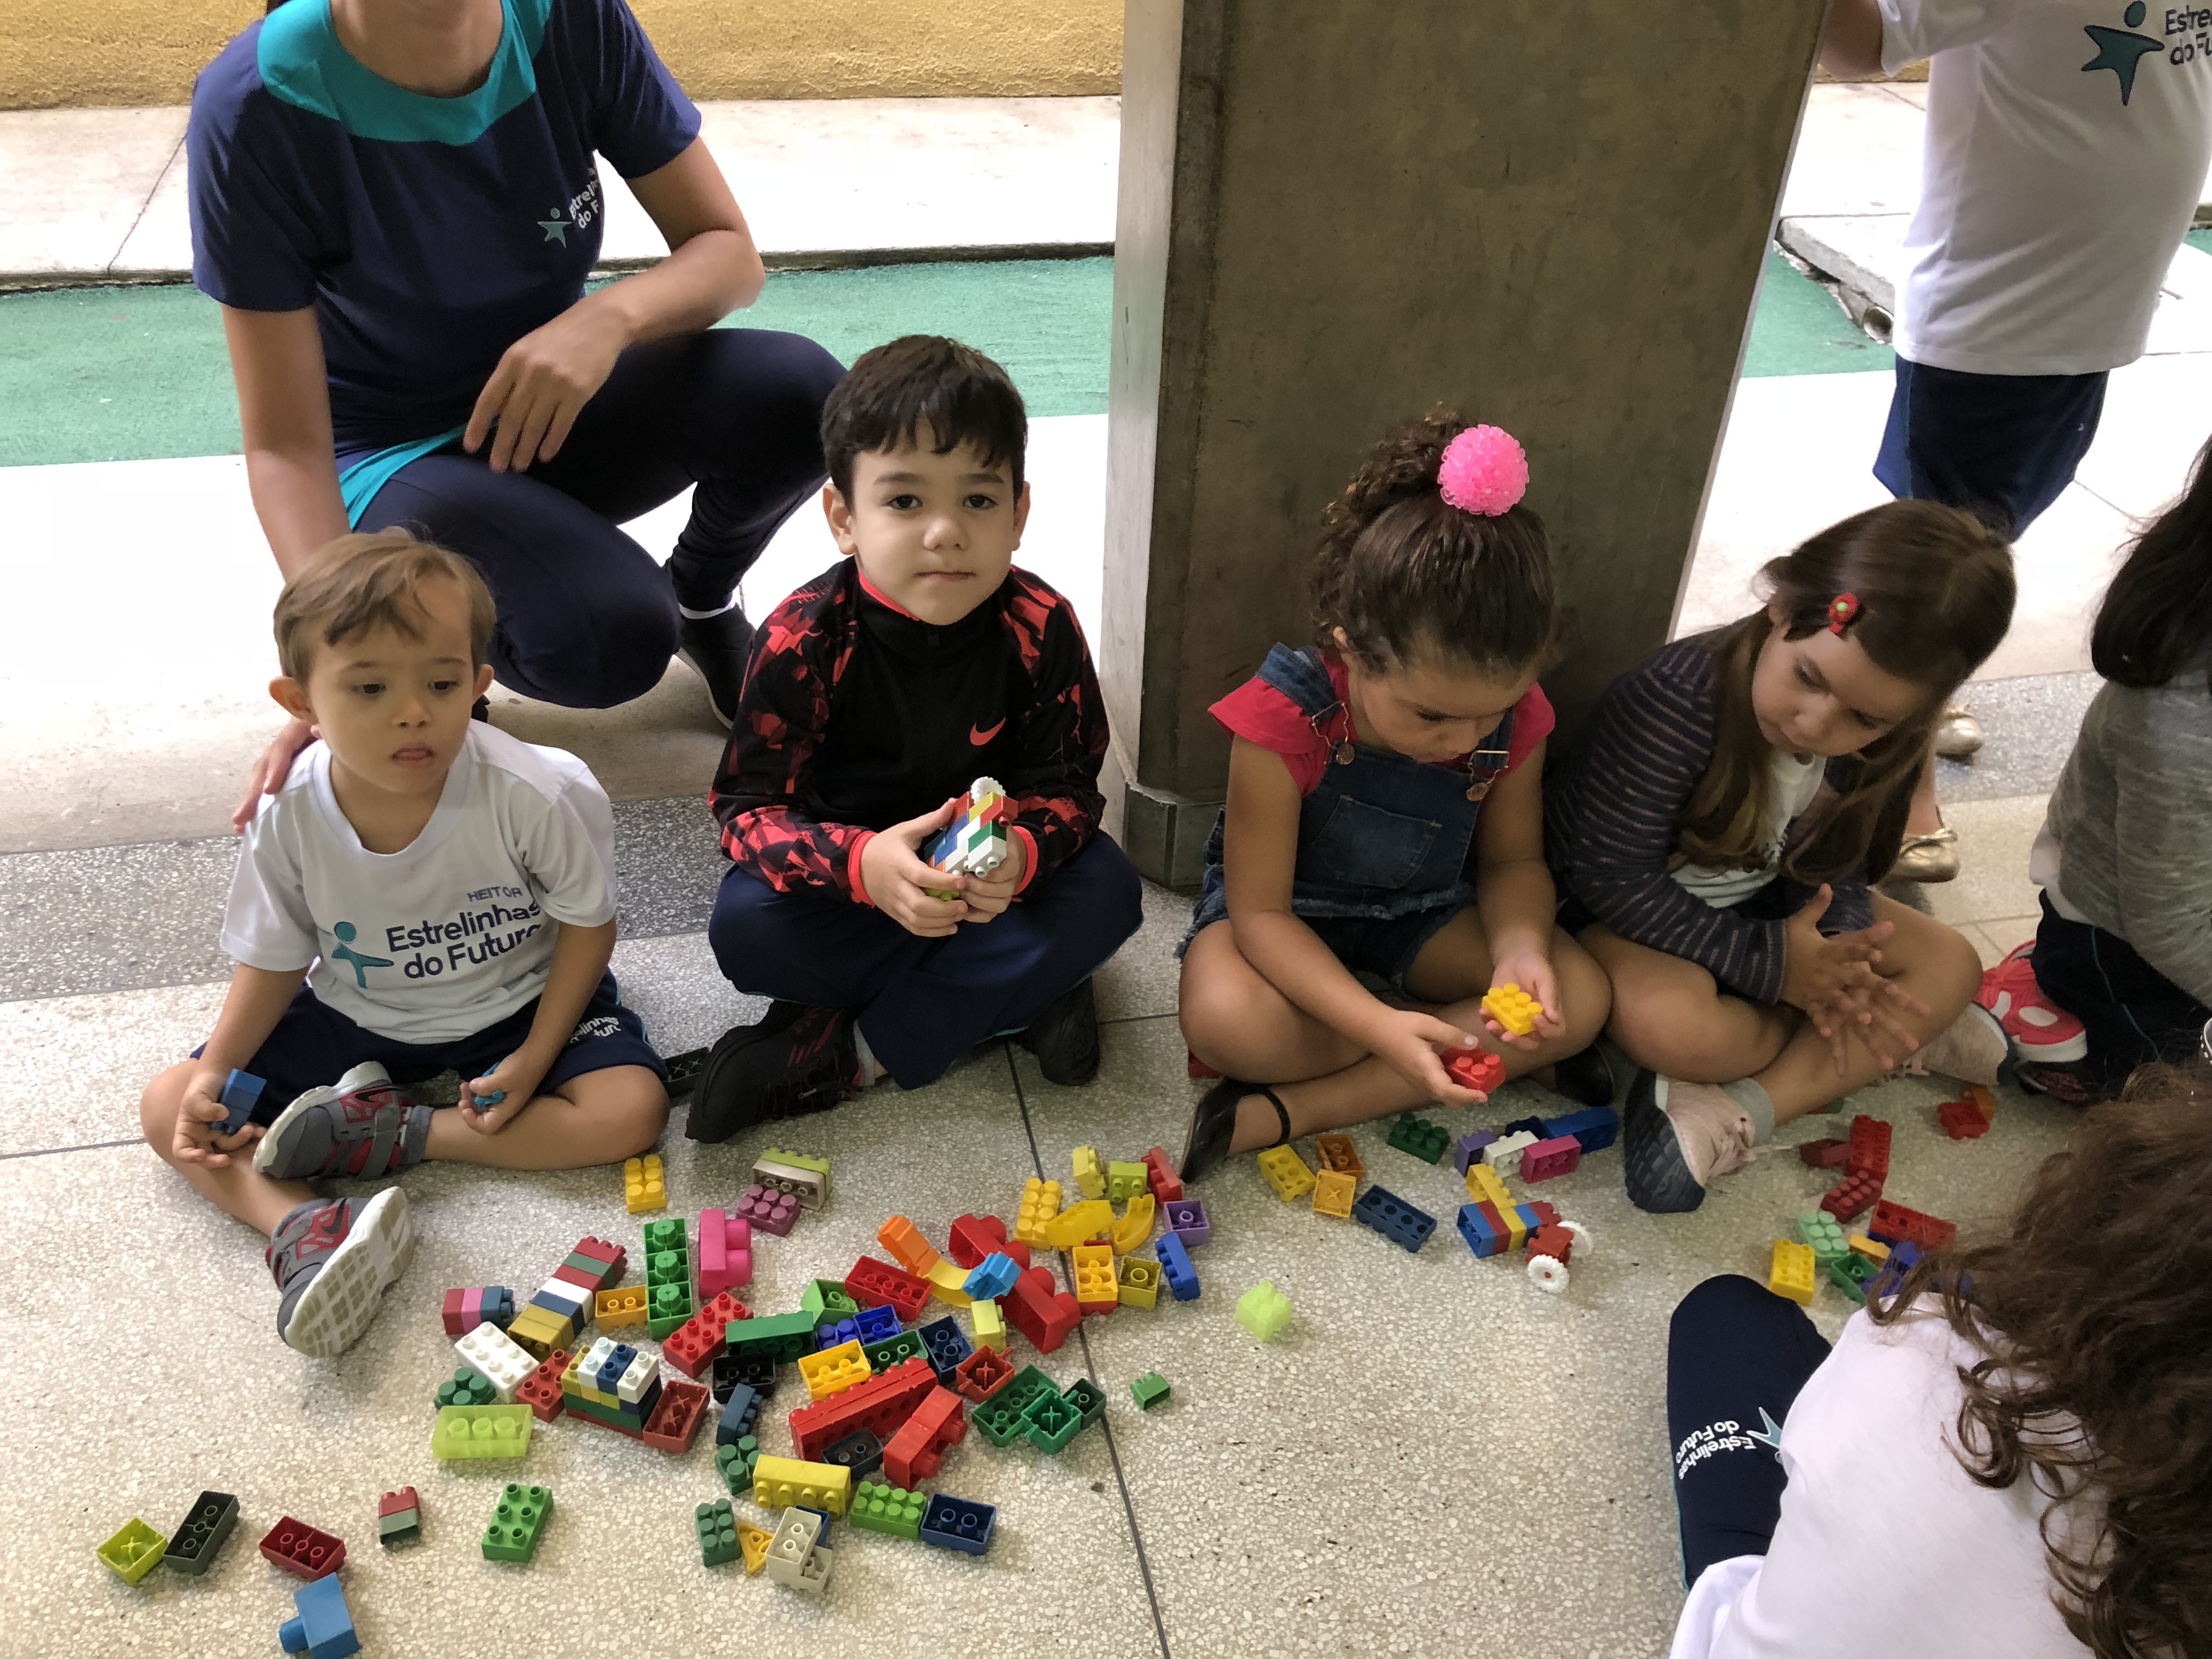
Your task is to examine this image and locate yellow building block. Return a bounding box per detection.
[1014,1177,1063,1248]
[1041,1198,1114,1249]
[797,1340,871,1402]
[1110,1194,1156,1255]
[878,1215,941,1276]
[752,1455,853,1516]
[1964,1082,1996,1122]
[505,1306,571,1361]
[1464,1162,1512,1209]
[1072,1146,1107,1199]
[1311,1168,1356,1218]
[1847,1233,1890,1264]
[1116,1257,1160,1308]
[926,1257,975,1307]
[1257,1144,1316,1202]
[623,1153,666,1214]
[969,1297,1007,1351]
[1498,1203,1528,1253]
[594,1285,648,1330]
[737,1520,774,1574]
[1768,1239,1817,1306]
[1481,983,1542,1037]
[1071,1243,1118,1307]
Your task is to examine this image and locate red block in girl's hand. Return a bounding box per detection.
[1445,1049,1506,1094]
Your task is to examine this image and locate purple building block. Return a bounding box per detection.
[733,1184,799,1237]
[1451,1130,1499,1176]
[1162,1198,1210,1248]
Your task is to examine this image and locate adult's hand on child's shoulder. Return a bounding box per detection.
[861,801,972,939]
[233,718,317,833]
[173,1063,263,1167]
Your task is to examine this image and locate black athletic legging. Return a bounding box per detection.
[355,326,846,708]
[1666,1274,1833,1584]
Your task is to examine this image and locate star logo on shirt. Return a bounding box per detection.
[1745,1406,1786,1452]
[2083,1,2163,106]
[538,207,569,245]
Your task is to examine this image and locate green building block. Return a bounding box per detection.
[1387,1114,1450,1164]
[1828,1252,1878,1304]
[861,1330,926,1373]
[1062,1376,1107,1427]
[1235,1280,1294,1341]
[716,1435,762,1497]
[1131,1372,1171,1410]
[641,1217,686,1254]
[431,1403,535,1460]
[803,1279,862,1324]
[1796,1210,1850,1266]
[975,1364,1059,1446]
[727,1308,815,1363]
[96,1518,168,1584]
[435,1366,499,1409]
[849,1479,927,1540]
[646,1280,694,1341]
[481,1483,552,1563]
[1022,1387,1085,1453]
[696,1499,741,1567]
[1106,1160,1149,1203]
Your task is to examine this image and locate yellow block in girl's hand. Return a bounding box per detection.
[1482,983,1541,1037]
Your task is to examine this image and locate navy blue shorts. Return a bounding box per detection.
[199,972,666,1122]
[1875,355,2107,538]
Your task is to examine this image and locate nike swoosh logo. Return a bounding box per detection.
[970,718,1006,746]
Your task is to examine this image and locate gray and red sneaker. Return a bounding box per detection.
[269,1187,415,1357]
[253,1062,435,1181]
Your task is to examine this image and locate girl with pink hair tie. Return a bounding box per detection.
[1175,411,1613,1182]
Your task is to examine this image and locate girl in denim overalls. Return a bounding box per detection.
[1175,415,1613,1182]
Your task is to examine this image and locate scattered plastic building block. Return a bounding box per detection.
[717,1382,765,1446]
[1073,1145,1107,1199]
[623,1153,666,1213]
[1450,1130,1498,1176]
[455,1321,537,1402]
[1041,1198,1115,1249]
[1847,1114,1893,1179]
[713,1352,779,1405]
[664,1290,753,1380]
[1063,1376,1107,1426]
[277,1575,360,1659]
[923,776,1012,899]
[753,1454,855,1515]
[734,1184,800,1237]
[947,1214,1030,1272]
[972,1364,1058,1446]
[165,1491,240,1573]
[482,1484,552,1564]
[1866,1239,1924,1304]
[508,1271,591,1361]
[1141,1147,1184,1203]
[551,1235,626,1294]
[803,1278,864,1323]
[97,1518,167,1584]
[259,1516,345,1580]
[593,1285,647,1330]
[1072,1242,1119,1314]
[963,1252,1021,1301]
[1482,983,1542,1036]
[850,1479,927,1540]
[969,1297,1008,1352]
[852,1304,902,1345]
[754,1147,833,1208]
[883,1385,968,1486]
[824,1429,884,1481]
[432,1403,535,1460]
[1118,1256,1162,1307]
[764,1508,832,1593]
[1257,1143,1318,1200]
[879,1215,943,1277]
[641,1381,710,1452]
[1868,1200,1956,1253]
[918,1314,974,1382]
[1542,1105,1620,1153]
[370,1489,420,1551]
[1021,1386,1084,1453]
[1768,1239,1818,1307]
[1963,1082,1996,1121]
[1352,1184,1436,1252]
[1828,1251,1880,1304]
[1386,1115,1450,1164]
[1525,1222,1580,1294]
[1848,1232,1890,1265]
[1110,1194,1157,1254]
[1502,1114,1548,1140]
[1311,1169,1356,1218]
[1235,1280,1294,1341]
[863,1329,929,1372]
[918,1496,996,1558]
[844,1257,931,1322]
[1820,1169,1884,1224]
[1014,1177,1064,1248]
[1937,1096,1992,1139]
[1163,1198,1211,1247]
[717,1437,762,1496]
[955,1345,1016,1402]
[925,1256,977,1308]
[799,1339,872,1402]
[1156,1231,1201,1301]
[442,1285,516,1336]
[731,1309,824,1365]
[218,1068,265,1135]
[1797,1137,1849,1169]
[1314,1133,1365,1180]
[642,1217,695,1340]
[1482,1130,1539,1179]
[1108,1159,1150,1203]
[435,1366,500,1409]
[696,1209,753,1299]
[1005,1264,1084,1350]
[788,1356,937,1459]
[697,1499,742,1568]
[1795,1210,1850,1266]
[1444,1048,1506,1096]
[1131,1372,1171,1410]
[736,1519,774,1574]
[1464,1161,1511,1209]
[1520,1135,1582,1182]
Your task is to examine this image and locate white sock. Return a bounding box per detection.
[853,1027,881,1088]
[678,595,742,620]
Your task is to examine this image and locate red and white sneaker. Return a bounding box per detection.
[269,1188,415,1357]
[1976,943,2087,1063]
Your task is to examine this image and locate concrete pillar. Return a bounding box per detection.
[1102,0,1825,888]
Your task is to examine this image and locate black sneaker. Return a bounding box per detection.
[688,1003,859,1143]
[1017,979,1101,1086]
[676,605,757,728]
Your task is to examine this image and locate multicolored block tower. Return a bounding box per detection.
[922,776,1011,899]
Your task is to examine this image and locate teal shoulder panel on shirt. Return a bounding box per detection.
[258,0,553,145]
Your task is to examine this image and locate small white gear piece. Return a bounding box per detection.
[1560,1219,1592,1257]
[1527,1252,1570,1294]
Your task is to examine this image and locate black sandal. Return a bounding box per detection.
[1178,1077,1293,1184]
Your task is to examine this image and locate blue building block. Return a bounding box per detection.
[917,1315,973,1383]
[715,1382,763,1447]
[1451,1130,1498,1175]
[1502,1115,1548,1140]
[1455,1203,1503,1259]
[1352,1185,1436,1253]
[217,1069,265,1136]
[853,1305,902,1344]
[278,1575,360,1659]
[918,1494,996,1557]
[481,1286,516,1329]
[824,1427,885,1480]
[794,1505,834,1548]
[962,1252,1021,1301]
[815,1317,861,1352]
[595,1344,636,1395]
[1542,1105,1621,1154]
[1156,1231,1200,1301]
[1866,1240,1923,1305]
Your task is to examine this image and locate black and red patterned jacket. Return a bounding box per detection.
[710,559,1110,904]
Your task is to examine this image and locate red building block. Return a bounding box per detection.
[377,1487,419,1519]
[1141,1147,1184,1205]
[1003,1266,1080,1355]
[1820,1170,1884,1223]
[641,1380,710,1451]
[442,1287,469,1336]
[882,1385,967,1488]
[953,1346,1014,1403]
[550,1236,627,1294]
[1796,1137,1849,1169]
[1846,1115,1892,1181]
[1937,1098,1991,1139]
[1444,1048,1507,1094]
[788,1356,936,1459]
[844,1257,930,1322]
[515,1350,570,1422]
[947,1213,1031,1272]
[1527,1223,1575,1265]
[259,1517,345,1581]
[1868,1199,1956,1253]
[1526,1200,1561,1227]
[1519,1135,1582,1182]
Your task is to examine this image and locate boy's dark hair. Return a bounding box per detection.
[1311,408,1565,676]
[819,335,1028,501]
[2092,429,2212,691]
[274,529,496,681]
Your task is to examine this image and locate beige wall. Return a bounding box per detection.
[0,0,1121,109]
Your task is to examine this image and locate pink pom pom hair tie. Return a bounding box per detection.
[1437,425,1530,517]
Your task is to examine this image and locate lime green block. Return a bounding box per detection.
[431,1403,534,1460]
[849,1479,927,1540]
[96,1518,168,1584]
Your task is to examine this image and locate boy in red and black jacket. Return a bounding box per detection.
[692,335,1143,1138]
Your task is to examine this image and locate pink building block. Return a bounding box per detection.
[696,1209,754,1299]
[1520,1135,1582,1182]
[733,1184,799,1236]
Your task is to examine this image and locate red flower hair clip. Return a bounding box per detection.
[1825,592,1861,636]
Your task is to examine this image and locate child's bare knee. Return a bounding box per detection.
[605,1077,670,1161]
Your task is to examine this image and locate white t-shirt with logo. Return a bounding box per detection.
[1881,0,2212,375]
[222,724,618,1046]
[1671,750,1826,909]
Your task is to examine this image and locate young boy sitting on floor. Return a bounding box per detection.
[139,532,668,1357]
[692,334,1144,1137]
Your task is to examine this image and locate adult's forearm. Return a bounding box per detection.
[244,446,352,578]
[586,228,765,345]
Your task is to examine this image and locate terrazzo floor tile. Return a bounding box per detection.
[1094,880,1194,1025]
[1914,794,2047,929]
[4,1052,1163,1659]
[1006,1015,2076,1657]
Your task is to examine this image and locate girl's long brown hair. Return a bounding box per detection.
[1676,500,2013,882]
[1867,1066,2212,1656]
